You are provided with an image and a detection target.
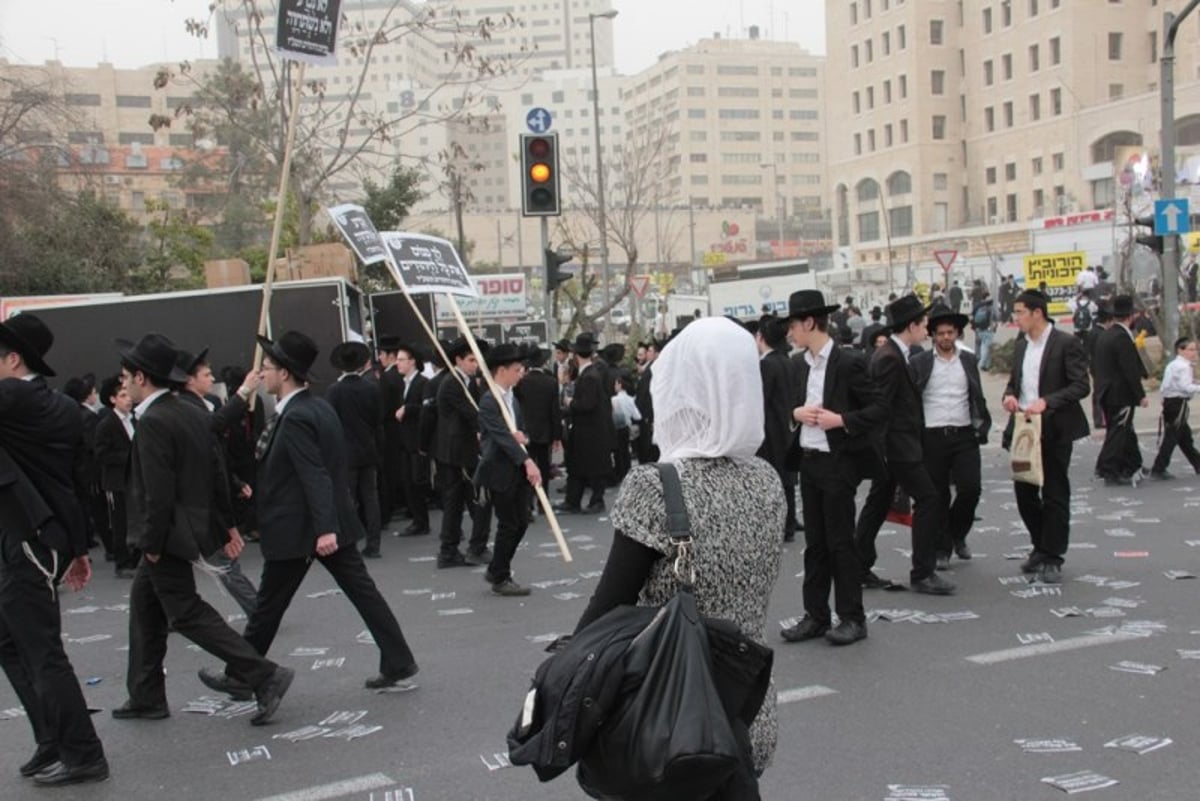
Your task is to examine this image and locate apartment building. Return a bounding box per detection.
[828,0,1200,271]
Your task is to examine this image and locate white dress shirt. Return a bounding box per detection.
[800,338,834,452]
[1161,356,1200,399]
[117,409,135,440]
[1019,325,1051,408]
[132,388,170,433]
[889,334,911,363]
[923,349,972,427]
[274,387,305,416]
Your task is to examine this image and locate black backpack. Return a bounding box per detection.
[1073,302,1093,332]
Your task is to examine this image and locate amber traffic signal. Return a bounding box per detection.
[520,133,561,217]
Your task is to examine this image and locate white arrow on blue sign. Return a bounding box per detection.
[526,107,552,134]
[1154,198,1191,236]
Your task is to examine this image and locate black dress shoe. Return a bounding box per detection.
[31,757,108,787]
[492,579,531,597]
[397,525,431,537]
[361,548,381,559]
[1037,563,1063,584]
[111,700,169,720]
[464,548,493,566]
[552,503,581,514]
[862,570,892,589]
[953,540,972,560]
[584,501,606,513]
[365,663,419,689]
[780,616,830,643]
[825,620,868,646]
[198,667,253,701]
[251,666,295,726]
[782,531,795,543]
[912,574,957,595]
[19,744,59,777]
[1019,553,1044,574]
[437,552,469,569]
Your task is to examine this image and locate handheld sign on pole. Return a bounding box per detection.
[275,0,342,66]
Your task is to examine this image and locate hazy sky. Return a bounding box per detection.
[0,0,826,75]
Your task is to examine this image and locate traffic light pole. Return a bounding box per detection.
[541,217,554,343]
[1161,1,1200,346]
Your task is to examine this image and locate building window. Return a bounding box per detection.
[985,106,995,132]
[987,196,998,220]
[115,95,151,108]
[850,2,858,24]
[854,133,862,155]
[1032,157,1043,175]
[868,129,877,151]
[1052,152,1065,171]
[1108,32,1122,60]
[857,179,880,202]
[1033,188,1045,215]
[932,115,947,139]
[883,80,892,103]
[716,65,759,76]
[933,172,948,190]
[884,124,893,146]
[851,45,859,68]
[887,171,912,194]
[1006,194,1018,222]
[930,19,944,45]
[983,7,992,33]
[867,87,875,108]
[1029,44,1040,72]
[1001,1,1012,25]
[1050,87,1062,115]
[931,70,945,95]
[882,31,891,55]
[898,24,906,49]
[1029,0,1039,16]
[118,132,154,145]
[1109,83,1123,100]
[690,153,708,163]
[690,131,707,141]
[899,74,908,98]
[853,92,861,113]
[889,206,913,237]
[984,60,994,85]
[688,109,706,118]
[687,86,705,96]
[1003,102,1013,127]
[900,119,909,142]
[65,93,102,106]
[1002,53,1012,80]
[866,39,874,62]
[1005,162,1017,181]
[858,211,881,242]
[986,166,997,185]
[1050,37,1061,65]
[1029,93,1041,121]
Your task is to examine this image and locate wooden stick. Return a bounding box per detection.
[250,61,307,408]
[446,295,572,563]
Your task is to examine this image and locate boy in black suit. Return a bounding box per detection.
[326,342,385,557]
[94,374,137,577]
[393,343,430,537]
[514,345,561,503]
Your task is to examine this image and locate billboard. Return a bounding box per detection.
[1024,251,1086,316]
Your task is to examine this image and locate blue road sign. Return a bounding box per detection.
[1155,198,1191,236]
[526,107,552,134]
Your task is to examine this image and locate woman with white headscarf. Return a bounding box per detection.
[573,317,786,776]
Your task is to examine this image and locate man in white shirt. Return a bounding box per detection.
[1075,266,1099,297]
[911,306,991,571]
[1150,337,1200,478]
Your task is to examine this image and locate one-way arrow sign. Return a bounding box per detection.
[1155,198,1191,236]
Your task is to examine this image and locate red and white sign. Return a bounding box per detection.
[629,275,651,298]
[933,249,958,275]
[434,272,527,321]
[1041,209,1115,229]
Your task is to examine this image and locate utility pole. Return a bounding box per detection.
[1160,1,1200,346]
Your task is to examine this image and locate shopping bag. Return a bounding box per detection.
[1010,414,1044,487]
[884,486,912,527]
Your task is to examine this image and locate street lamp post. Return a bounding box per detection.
[761,162,784,254]
[589,9,618,321]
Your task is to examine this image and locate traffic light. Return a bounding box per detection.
[520,133,561,217]
[545,248,573,292]
[1135,214,1164,255]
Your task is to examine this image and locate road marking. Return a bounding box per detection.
[253,773,395,801]
[966,632,1147,665]
[777,685,838,704]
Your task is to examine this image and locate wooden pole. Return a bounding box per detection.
[446,294,572,563]
[250,61,307,408]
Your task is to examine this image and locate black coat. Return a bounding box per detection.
[93,407,132,492]
[0,376,89,556]
[514,368,561,445]
[473,392,527,493]
[380,365,405,455]
[77,405,100,488]
[1003,326,1091,444]
[325,373,384,469]
[565,362,615,478]
[213,393,265,485]
[1093,325,1147,408]
[634,364,654,424]
[870,338,925,462]
[786,344,888,474]
[177,391,241,536]
[127,392,227,560]
[756,350,793,469]
[399,372,427,454]
[909,347,993,443]
[435,369,482,469]
[418,369,449,456]
[255,390,365,561]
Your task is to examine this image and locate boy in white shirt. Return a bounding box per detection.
[1150,337,1200,478]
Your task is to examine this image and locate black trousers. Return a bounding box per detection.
[106,490,138,570]
[1152,398,1200,474]
[565,474,606,508]
[922,427,982,555]
[781,469,799,536]
[1015,436,1073,566]
[527,442,552,495]
[380,434,404,522]
[127,553,276,707]
[487,479,532,584]
[1096,404,1141,479]
[635,423,659,463]
[799,452,864,625]
[398,451,429,530]
[0,534,104,767]
[88,485,110,555]
[611,427,632,485]
[348,465,382,552]
[239,546,416,678]
[855,458,941,583]
[436,461,491,557]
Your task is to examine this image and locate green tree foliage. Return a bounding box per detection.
[362,164,424,232]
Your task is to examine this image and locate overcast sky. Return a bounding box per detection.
[0,0,826,75]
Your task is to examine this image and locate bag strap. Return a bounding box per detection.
[654,462,695,586]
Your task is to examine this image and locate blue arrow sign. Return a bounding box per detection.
[526,107,552,134]
[1155,198,1191,236]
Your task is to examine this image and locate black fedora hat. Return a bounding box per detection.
[926,303,969,333]
[484,342,524,370]
[786,289,840,320]
[886,294,932,331]
[572,332,599,356]
[1111,294,1135,318]
[174,346,210,377]
[553,339,571,353]
[330,341,371,372]
[119,334,189,385]
[0,313,57,377]
[376,335,403,353]
[256,331,319,383]
[600,343,625,364]
[524,344,548,367]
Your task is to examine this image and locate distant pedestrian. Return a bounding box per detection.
[1093,295,1148,485]
[1150,337,1200,479]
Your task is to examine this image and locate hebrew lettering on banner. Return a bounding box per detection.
[275,0,342,66]
[1023,250,1086,315]
[326,204,388,265]
[381,233,478,298]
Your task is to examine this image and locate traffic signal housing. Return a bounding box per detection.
[545,248,573,292]
[520,133,561,217]
[1135,214,1164,255]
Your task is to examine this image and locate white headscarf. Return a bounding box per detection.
[651,317,764,462]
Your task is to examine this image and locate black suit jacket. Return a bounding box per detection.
[380,365,405,451]
[1003,326,1091,444]
[474,392,527,492]
[256,390,364,561]
[93,407,132,492]
[515,368,562,445]
[0,376,89,556]
[399,372,427,454]
[909,348,993,443]
[326,373,384,469]
[565,362,615,477]
[127,392,227,560]
[419,370,448,456]
[435,369,481,469]
[870,338,925,461]
[1093,325,1147,408]
[786,344,888,474]
[757,349,793,469]
[634,364,654,423]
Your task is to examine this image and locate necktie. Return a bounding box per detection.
[255,412,279,461]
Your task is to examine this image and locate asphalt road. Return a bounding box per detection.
[2,434,1197,801]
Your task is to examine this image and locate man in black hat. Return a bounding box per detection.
[393,343,431,537]
[376,335,406,524]
[418,340,453,510]
[1001,290,1090,583]
[326,341,385,556]
[555,332,616,514]
[860,306,885,351]
[633,339,661,463]
[515,345,561,498]
[200,331,419,695]
[116,333,293,729]
[753,315,800,541]
[1092,294,1148,485]
[0,314,109,786]
[94,374,137,577]
[855,294,956,595]
[780,290,887,646]
[1085,301,1113,429]
[474,343,542,596]
[910,305,991,569]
